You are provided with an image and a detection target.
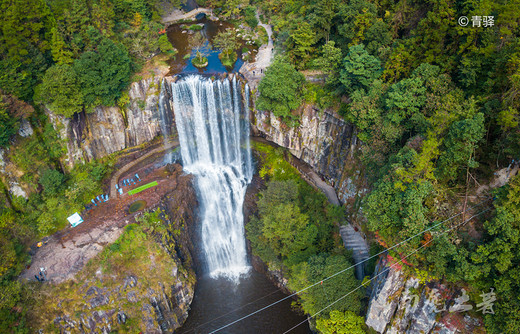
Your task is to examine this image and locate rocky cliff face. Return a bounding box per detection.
[50,270,194,334]
[30,164,198,333]
[251,104,367,205]
[366,257,485,334]
[0,120,35,199]
[47,77,176,168]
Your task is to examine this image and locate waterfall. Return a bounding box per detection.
[170,75,252,280]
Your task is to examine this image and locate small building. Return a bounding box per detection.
[67,212,84,227]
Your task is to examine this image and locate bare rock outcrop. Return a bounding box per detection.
[252,104,367,206]
[366,258,485,334]
[47,77,176,168]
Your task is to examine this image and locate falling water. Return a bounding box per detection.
[170,75,252,280]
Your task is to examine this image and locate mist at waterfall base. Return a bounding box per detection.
[168,75,310,333]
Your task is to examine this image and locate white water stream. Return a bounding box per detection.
[170,75,252,280]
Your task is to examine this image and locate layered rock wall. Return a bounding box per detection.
[32,164,198,333]
[251,104,366,205]
[366,258,485,334]
[47,77,176,168]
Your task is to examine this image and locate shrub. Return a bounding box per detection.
[188,24,203,31]
[244,6,258,28]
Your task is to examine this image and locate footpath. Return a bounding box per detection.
[252,137,369,279]
[20,144,181,283]
[239,13,274,90]
[110,140,179,198]
[162,8,217,25]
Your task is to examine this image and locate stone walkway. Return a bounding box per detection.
[252,137,369,279]
[340,224,370,280]
[110,141,179,198]
[162,8,217,25]
[239,13,274,90]
[20,163,187,283]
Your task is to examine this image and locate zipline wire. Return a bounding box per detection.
[282,208,491,333]
[206,199,491,333]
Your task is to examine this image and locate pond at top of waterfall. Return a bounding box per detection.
[165,17,257,75]
[166,75,310,332]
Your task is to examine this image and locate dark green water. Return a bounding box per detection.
[178,271,311,334]
[128,200,147,213]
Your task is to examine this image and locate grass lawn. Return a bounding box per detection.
[128,181,158,195]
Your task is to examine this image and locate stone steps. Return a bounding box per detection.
[340,224,370,280]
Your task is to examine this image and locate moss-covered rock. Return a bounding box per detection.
[29,223,195,333]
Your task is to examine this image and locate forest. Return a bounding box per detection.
[252,0,520,332]
[0,0,519,333]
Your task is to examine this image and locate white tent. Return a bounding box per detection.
[67,212,83,227]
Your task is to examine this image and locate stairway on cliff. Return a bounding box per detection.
[340,224,370,280]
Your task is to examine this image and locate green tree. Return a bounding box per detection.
[51,27,74,65]
[261,203,318,266]
[0,235,16,277]
[0,0,55,100]
[336,0,377,47]
[213,28,240,66]
[36,64,84,117]
[472,175,520,333]
[73,38,132,108]
[158,34,176,54]
[289,254,363,316]
[316,311,367,334]
[436,113,485,182]
[244,6,258,28]
[307,0,339,42]
[287,22,316,68]
[0,103,18,148]
[219,0,248,19]
[39,168,66,196]
[188,31,208,67]
[345,80,385,142]
[364,19,391,60]
[340,44,381,94]
[313,41,342,86]
[257,57,305,119]
[257,179,299,213]
[364,151,435,254]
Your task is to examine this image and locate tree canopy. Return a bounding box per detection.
[257,57,305,119]
[73,38,132,109]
